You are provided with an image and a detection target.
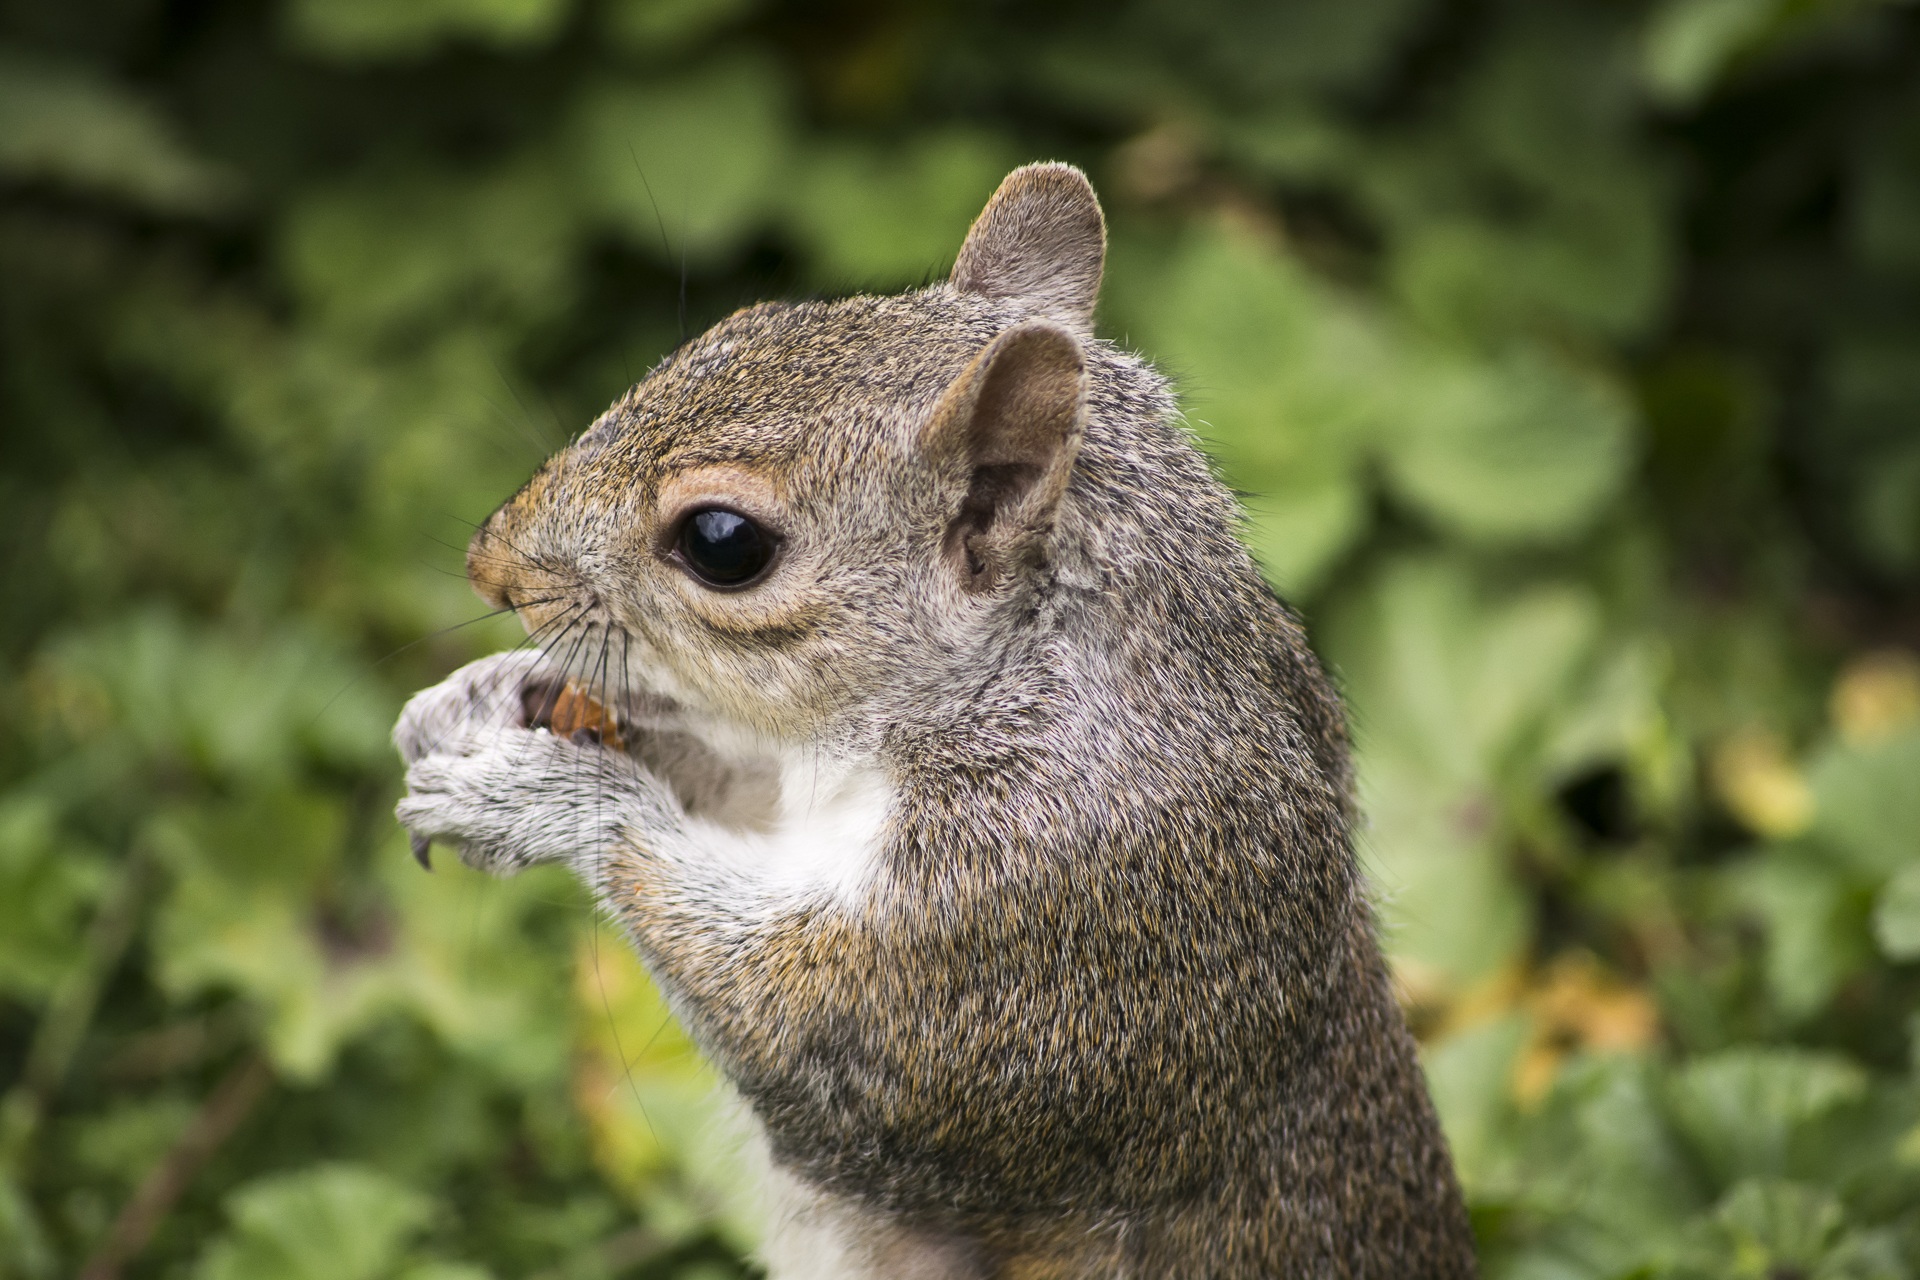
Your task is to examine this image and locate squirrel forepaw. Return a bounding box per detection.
[395,724,665,875]
[392,649,553,766]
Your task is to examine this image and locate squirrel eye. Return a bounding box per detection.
[676,507,775,588]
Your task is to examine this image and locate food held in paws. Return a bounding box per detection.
[546,683,624,751]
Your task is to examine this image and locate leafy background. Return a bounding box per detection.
[3,0,1919,1276]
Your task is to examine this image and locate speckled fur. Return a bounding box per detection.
[396,164,1476,1277]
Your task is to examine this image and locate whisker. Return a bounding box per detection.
[483,353,566,458]
[407,603,585,761]
[437,510,576,580]
[305,602,550,739]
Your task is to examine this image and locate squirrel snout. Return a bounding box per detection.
[466,508,525,612]
[464,496,583,620]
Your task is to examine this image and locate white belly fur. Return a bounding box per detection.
[738,1106,983,1280]
[669,730,895,914]
[665,733,964,1272]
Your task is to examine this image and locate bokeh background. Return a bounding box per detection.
[4,0,1920,1275]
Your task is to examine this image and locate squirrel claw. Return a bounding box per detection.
[409,832,433,871]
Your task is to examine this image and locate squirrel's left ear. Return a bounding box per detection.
[922,319,1088,593]
[951,163,1105,334]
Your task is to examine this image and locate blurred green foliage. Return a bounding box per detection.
[2,0,1918,1275]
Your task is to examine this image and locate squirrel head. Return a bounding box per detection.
[468,163,1109,743]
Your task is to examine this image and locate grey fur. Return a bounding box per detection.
[396,163,1476,1278]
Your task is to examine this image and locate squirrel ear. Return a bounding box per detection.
[950,163,1106,332]
[922,319,1088,592]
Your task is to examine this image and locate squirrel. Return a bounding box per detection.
[394,163,1477,1279]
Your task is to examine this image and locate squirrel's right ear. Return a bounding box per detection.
[922,319,1087,593]
[951,163,1105,334]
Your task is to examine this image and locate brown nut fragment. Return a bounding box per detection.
[548,683,625,752]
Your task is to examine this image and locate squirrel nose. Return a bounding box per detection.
[465,498,592,649]
[467,505,526,612]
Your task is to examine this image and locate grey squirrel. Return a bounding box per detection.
[394,163,1477,1278]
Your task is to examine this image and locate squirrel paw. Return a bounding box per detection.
[392,649,552,767]
[395,651,672,873]
[396,724,666,874]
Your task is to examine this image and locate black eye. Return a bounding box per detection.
[676,507,776,587]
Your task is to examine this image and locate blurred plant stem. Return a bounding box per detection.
[525,1223,668,1280]
[0,841,157,1172]
[75,1051,273,1280]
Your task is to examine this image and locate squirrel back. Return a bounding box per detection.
[409,163,1477,1277]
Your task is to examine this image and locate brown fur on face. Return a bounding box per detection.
[447,164,1477,1278]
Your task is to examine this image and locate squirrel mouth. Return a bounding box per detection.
[521,677,628,752]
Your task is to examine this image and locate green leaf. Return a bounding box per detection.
[1666,1050,1867,1189]
[0,49,238,213]
[150,790,358,1079]
[1147,222,1394,477]
[1682,1180,1906,1280]
[570,59,791,263]
[0,796,107,1001]
[602,0,756,54]
[1221,109,1358,187]
[1335,558,1602,782]
[68,1096,196,1186]
[1132,226,1636,568]
[1361,748,1534,984]
[1125,222,1392,594]
[1379,344,1636,545]
[1128,0,1428,96]
[1715,1179,1846,1267]
[1241,481,1369,597]
[1393,209,1669,346]
[1805,728,1920,879]
[39,613,391,788]
[1388,14,1674,346]
[783,130,1017,288]
[568,924,758,1248]
[1823,332,1920,573]
[1423,1013,1527,1189]
[1737,848,1875,1018]
[0,1169,54,1280]
[1535,641,1665,783]
[1454,12,1646,196]
[1485,1056,1704,1277]
[286,0,571,59]
[395,1265,494,1280]
[1330,558,1602,981]
[111,287,549,523]
[1641,0,1913,107]
[194,1164,432,1280]
[1855,441,1920,573]
[281,163,579,340]
[154,799,574,1083]
[1872,862,1920,961]
[1642,0,1783,106]
[380,850,576,1087]
[1546,1056,1706,1219]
